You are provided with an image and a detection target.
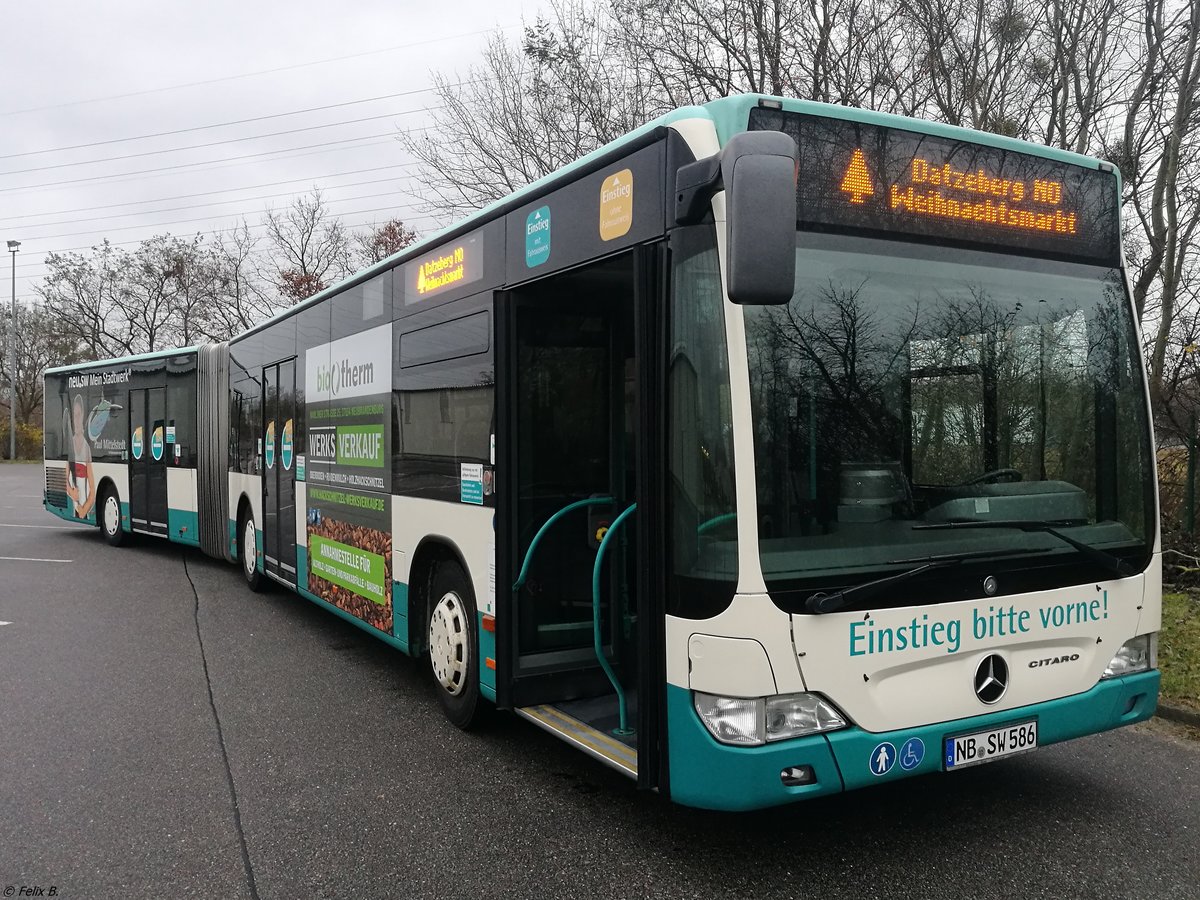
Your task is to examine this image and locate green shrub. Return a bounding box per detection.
[0,422,43,460]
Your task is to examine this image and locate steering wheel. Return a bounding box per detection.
[964,468,1023,485]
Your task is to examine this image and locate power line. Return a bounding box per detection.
[11,177,422,232]
[0,107,434,177]
[0,131,416,194]
[0,137,404,199]
[8,206,447,284]
[17,187,426,241]
[11,192,438,263]
[0,26,519,118]
[0,164,416,222]
[0,85,468,160]
[14,178,422,234]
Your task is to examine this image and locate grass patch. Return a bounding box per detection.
[1160,592,1200,711]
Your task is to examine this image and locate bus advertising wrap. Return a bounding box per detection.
[304,323,392,493]
[304,323,393,631]
[305,486,393,633]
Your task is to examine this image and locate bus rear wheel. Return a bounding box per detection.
[427,559,481,729]
[240,508,262,592]
[100,485,125,547]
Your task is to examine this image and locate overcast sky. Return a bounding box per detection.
[0,1,541,300]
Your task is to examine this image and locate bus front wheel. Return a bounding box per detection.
[427,559,481,729]
[240,509,262,592]
[100,485,125,547]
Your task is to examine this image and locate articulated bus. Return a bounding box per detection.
[43,95,1160,811]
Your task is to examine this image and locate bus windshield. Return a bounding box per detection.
[744,232,1153,602]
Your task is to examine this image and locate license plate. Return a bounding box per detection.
[944,720,1037,770]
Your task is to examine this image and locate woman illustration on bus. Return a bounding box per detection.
[65,393,97,520]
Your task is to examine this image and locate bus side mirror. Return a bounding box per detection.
[675,130,797,305]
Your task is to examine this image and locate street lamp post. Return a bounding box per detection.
[6,239,18,461]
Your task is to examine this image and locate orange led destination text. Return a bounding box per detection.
[887,156,1076,235]
[415,244,466,295]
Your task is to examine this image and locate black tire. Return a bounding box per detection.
[427,559,482,729]
[99,484,125,547]
[239,506,262,592]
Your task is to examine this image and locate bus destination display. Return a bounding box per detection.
[748,107,1119,264]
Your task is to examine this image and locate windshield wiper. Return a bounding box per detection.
[804,547,1041,615]
[911,519,1135,577]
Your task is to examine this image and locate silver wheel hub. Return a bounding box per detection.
[429,591,469,695]
[243,519,256,575]
[103,495,119,535]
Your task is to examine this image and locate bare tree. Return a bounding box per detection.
[38,235,222,357]
[355,218,419,267]
[202,222,278,339]
[1116,0,1200,417]
[265,190,353,304]
[398,4,655,218]
[0,303,83,425]
[39,241,138,358]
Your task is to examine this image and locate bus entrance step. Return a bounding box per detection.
[515,703,637,779]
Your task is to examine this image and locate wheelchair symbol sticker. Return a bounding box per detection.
[899,737,925,771]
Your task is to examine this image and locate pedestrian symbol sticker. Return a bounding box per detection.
[870,741,896,776]
[525,206,551,267]
[899,737,925,771]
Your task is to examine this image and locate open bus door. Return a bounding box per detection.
[495,245,667,791]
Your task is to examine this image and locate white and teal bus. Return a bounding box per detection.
[44,95,1161,810]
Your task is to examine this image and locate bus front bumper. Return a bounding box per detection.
[666,670,1160,811]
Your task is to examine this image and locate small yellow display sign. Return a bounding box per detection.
[416,244,467,296]
[599,169,633,241]
[403,230,484,305]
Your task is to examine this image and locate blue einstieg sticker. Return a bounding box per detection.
[460,463,484,504]
[525,206,551,267]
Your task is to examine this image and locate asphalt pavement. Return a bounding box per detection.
[1,463,1197,899]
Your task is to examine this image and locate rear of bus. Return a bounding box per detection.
[665,97,1158,810]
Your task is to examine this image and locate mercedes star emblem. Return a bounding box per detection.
[974,654,1009,704]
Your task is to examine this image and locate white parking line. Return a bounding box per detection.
[0,556,72,563]
[0,522,83,529]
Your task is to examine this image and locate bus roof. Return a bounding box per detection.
[45,345,199,375]
[222,93,1119,344]
[702,95,1115,173]
[231,102,712,342]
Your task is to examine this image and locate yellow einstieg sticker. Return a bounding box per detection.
[599,169,633,241]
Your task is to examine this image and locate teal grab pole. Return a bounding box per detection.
[696,512,736,535]
[592,502,637,735]
[512,496,614,593]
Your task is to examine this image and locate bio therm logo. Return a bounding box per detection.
[306,322,391,405]
[315,358,376,397]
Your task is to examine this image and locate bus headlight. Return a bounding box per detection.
[693,693,762,745]
[765,693,846,742]
[693,691,846,746]
[1102,634,1156,678]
